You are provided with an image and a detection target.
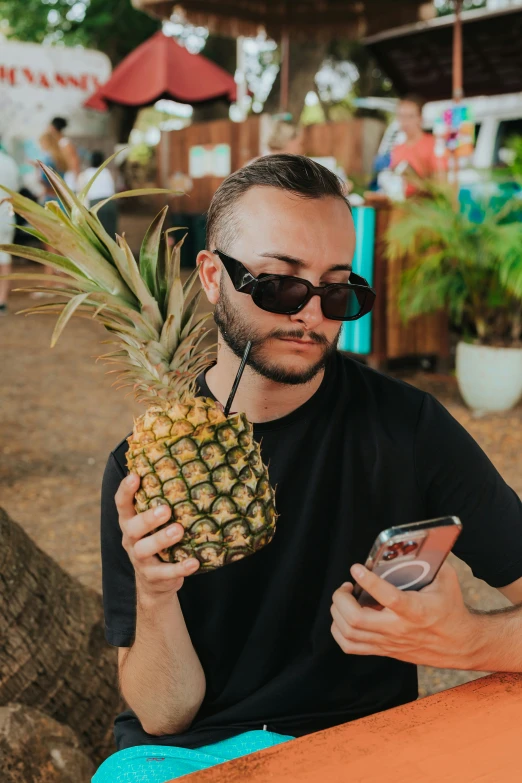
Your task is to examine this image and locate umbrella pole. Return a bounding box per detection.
[280,30,290,115]
[451,0,463,208]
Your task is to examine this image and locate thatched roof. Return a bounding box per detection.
[131,1,435,40]
[365,5,522,101]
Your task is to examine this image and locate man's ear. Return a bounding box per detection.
[197,250,221,305]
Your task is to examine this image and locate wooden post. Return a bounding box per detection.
[452,0,464,102]
[450,0,464,206]
[236,35,247,120]
[280,30,290,115]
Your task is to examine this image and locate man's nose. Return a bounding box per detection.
[289,293,324,330]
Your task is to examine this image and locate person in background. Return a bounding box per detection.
[267,121,305,155]
[77,150,118,237]
[48,117,81,192]
[38,132,68,199]
[0,139,21,315]
[391,94,445,197]
[29,132,69,296]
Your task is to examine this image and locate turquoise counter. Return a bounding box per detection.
[338,206,376,356]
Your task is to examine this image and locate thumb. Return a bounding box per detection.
[115,472,140,523]
[423,560,458,593]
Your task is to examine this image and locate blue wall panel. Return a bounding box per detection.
[338,206,376,355]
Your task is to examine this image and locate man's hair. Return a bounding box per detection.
[206,154,350,251]
[399,94,426,114]
[51,117,68,132]
[91,150,104,168]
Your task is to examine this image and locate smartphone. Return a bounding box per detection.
[353,516,462,608]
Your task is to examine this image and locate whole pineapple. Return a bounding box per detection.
[1,160,277,571]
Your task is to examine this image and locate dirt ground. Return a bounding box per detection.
[1,275,520,699]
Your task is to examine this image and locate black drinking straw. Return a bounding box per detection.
[224,340,252,417]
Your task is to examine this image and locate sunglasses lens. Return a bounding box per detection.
[323,287,366,319]
[254,277,309,313]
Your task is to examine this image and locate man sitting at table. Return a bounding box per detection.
[94,155,522,783]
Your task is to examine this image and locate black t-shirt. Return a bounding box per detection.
[101,353,522,751]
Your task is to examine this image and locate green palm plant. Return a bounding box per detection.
[386,185,522,346]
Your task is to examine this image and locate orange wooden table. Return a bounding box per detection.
[172,673,522,783]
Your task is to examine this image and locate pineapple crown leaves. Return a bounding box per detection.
[0,159,215,403]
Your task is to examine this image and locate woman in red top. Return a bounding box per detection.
[391,94,444,197]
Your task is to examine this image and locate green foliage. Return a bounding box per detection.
[506,135,522,181]
[328,40,394,100]
[386,185,522,345]
[127,143,153,165]
[0,0,160,65]
[436,0,486,16]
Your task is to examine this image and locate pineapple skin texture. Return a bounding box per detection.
[126,397,277,572]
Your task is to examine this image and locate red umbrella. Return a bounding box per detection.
[85,30,237,110]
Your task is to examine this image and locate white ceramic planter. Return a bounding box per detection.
[456,341,522,414]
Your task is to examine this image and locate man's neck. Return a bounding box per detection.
[204,337,325,424]
[405,129,424,146]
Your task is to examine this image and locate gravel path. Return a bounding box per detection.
[1,283,520,698]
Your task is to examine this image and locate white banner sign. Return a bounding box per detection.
[0,38,111,149]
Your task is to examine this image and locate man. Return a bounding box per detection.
[0,140,20,314]
[48,116,80,192]
[391,94,444,197]
[98,156,522,782]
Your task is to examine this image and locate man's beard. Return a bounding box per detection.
[214,281,340,385]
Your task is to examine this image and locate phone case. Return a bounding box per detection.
[354,516,462,608]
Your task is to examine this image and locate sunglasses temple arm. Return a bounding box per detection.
[224,340,253,418]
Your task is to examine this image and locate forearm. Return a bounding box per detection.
[120,588,206,736]
[465,605,522,673]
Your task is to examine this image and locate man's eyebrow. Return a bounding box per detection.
[257,252,352,273]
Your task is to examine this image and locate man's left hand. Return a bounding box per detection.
[330,562,481,669]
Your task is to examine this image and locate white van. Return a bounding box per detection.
[366,93,522,178]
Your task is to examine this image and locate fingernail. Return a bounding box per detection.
[154,505,170,518]
[186,559,199,569]
[341,582,352,589]
[166,524,179,537]
[351,565,365,580]
[126,473,138,485]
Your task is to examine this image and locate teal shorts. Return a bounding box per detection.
[92,730,295,782]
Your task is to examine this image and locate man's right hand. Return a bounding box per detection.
[115,473,200,596]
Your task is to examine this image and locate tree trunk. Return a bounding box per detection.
[193,35,236,124]
[110,104,141,144]
[192,99,231,123]
[264,40,328,122]
[0,507,123,767]
[0,703,94,783]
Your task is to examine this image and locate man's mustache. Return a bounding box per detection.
[265,328,331,346]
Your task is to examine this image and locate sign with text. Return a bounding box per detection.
[189,144,231,178]
[0,39,111,148]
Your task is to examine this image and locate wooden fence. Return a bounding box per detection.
[156,115,384,214]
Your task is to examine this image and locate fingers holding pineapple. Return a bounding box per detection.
[115,473,141,525]
[116,473,200,593]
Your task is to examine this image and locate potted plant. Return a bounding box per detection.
[386,185,522,414]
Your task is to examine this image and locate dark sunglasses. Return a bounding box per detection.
[214,249,376,322]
